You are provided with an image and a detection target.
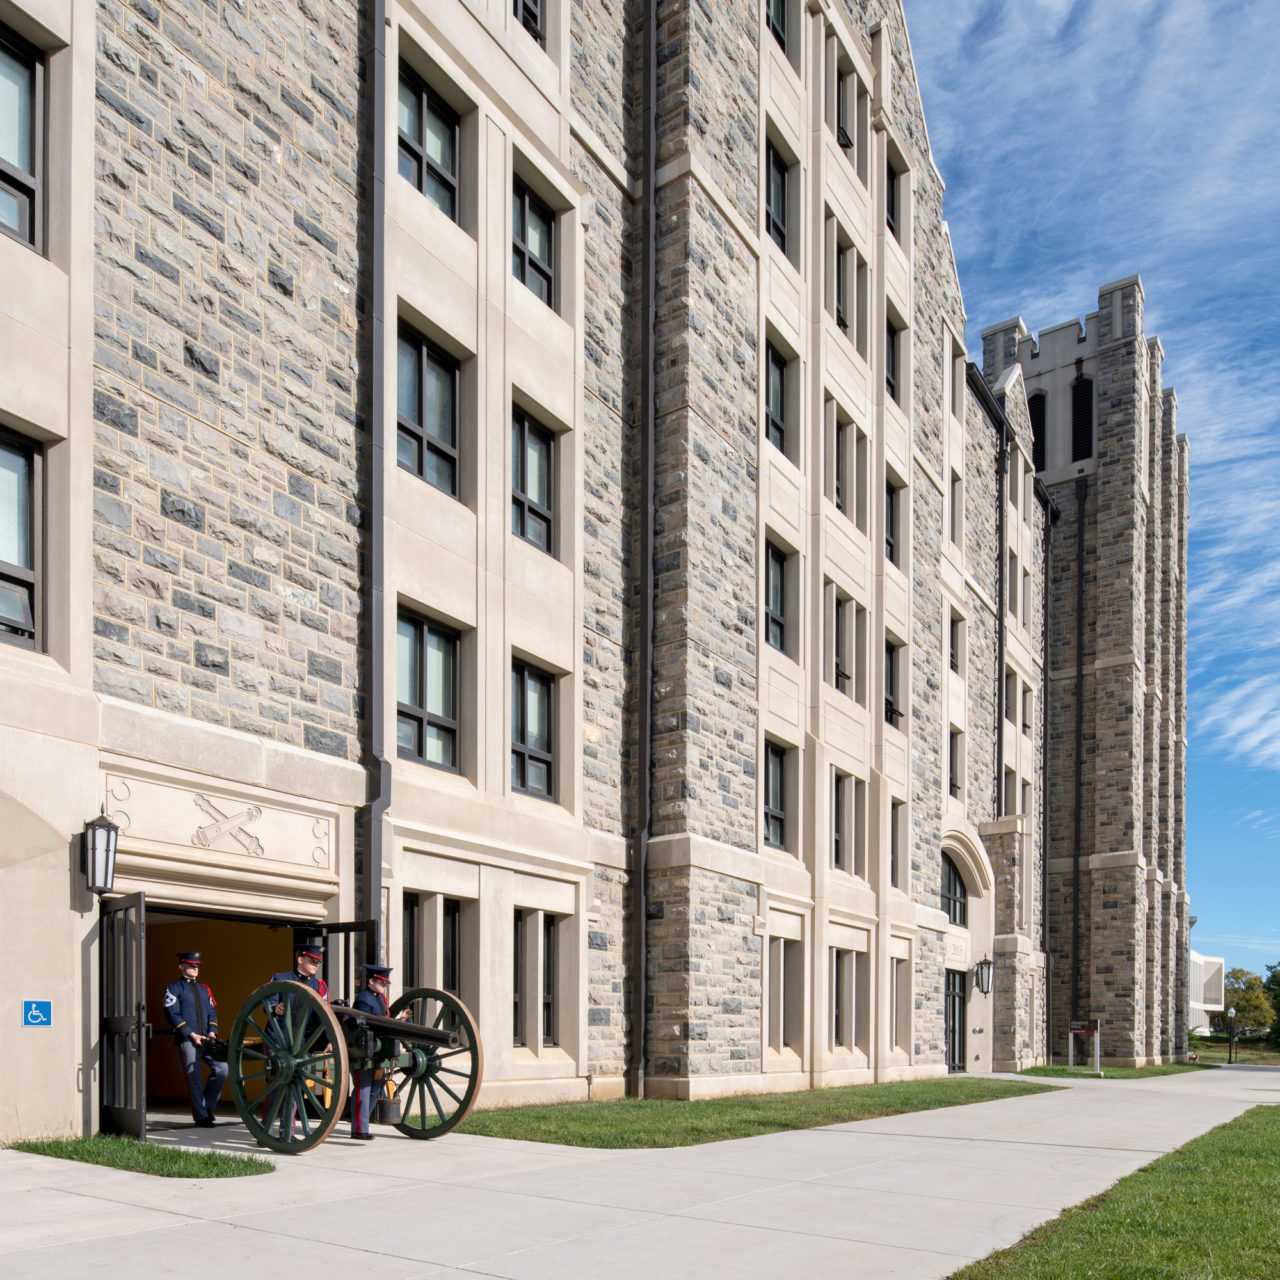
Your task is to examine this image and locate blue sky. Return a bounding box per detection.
[904,0,1280,980]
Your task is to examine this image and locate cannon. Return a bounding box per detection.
[225,980,483,1154]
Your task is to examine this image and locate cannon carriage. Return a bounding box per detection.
[225,980,483,1154]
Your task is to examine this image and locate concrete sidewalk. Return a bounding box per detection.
[3,1067,1275,1279]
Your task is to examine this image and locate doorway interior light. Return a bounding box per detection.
[82,809,120,895]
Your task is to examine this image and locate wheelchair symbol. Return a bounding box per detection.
[23,1001,51,1026]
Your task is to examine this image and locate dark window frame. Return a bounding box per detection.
[948,728,963,798]
[511,407,555,554]
[765,343,787,454]
[884,477,900,564]
[884,638,902,728]
[0,424,41,650]
[765,541,787,653]
[949,615,962,675]
[1071,377,1094,462]
[885,319,900,403]
[511,659,555,800]
[835,242,849,332]
[836,70,854,153]
[397,64,459,222]
[765,141,788,253]
[834,417,848,514]
[832,770,847,870]
[834,593,852,695]
[513,0,546,47]
[541,912,557,1046]
[396,610,460,771]
[941,852,968,927]
[764,740,787,849]
[889,799,903,887]
[0,25,43,253]
[513,907,525,1045]
[397,323,460,497]
[766,0,787,53]
[442,897,461,996]
[512,177,555,306]
[885,155,900,240]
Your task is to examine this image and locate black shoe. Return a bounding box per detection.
[351,1132,374,1141]
[195,1117,216,1128]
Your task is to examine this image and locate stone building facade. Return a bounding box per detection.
[0,0,1182,1140]
[982,277,1190,1066]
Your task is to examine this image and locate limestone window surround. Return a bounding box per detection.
[767,932,804,1058]
[0,21,41,252]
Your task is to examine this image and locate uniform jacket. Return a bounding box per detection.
[353,986,389,1017]
[163,978,218,1043]
[269,969,329,1000]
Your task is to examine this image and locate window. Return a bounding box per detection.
[949,471,963,545]
[765,542,787,653]
[765,344,787,454]
[512,908,525,1045]
[1009,449,1021,512]
[831,947,851,1049]
[889,799,903,888]
[854,603,868,705]
[855,253,869,359]
[834,592,852,695]
[1004,767,1017,817]
[765,142,788,253]
[512,178,554,305]
[854,426,869,530]
[835,242,849,333]
[949,614,963,676]
[835,70,853,154]
[1008,550,1018,617]
[1029,391,1047,471]
[885,156,900,240]
[512,661,554,798]
[834,415,849,512]
[402,892,421,989]
[511,408,554,552]
[853,777,867,877]
[397,67,459,221]
[885,319,900,403]
[0,427,39,647]
[766,0,787,52]
[542,913,557,1046]
[1071,377,1094,461]
[884,638,902,727]
[396,612,459,770]
[0,26,42,250]
[832,770,847,869]
[1022,683,1033,735]
[769,934,803,1053]
[941,853,967,926]
[513,0,545,47]
[885,476,901,565]
[1005,667,1017,723]
[442,897,461,996]
[891,955,910,1051]
[1022,779,1033,819]
[397,326,459,496]
[948,728,963,799]
[764,741,787,849]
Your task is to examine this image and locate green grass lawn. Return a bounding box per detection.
[1192,1037,1280,1066]
[6,1134,272,1178]
[1020,1063,1215,1080]
[949,1105,1280,1279]
[459,1077,1055,1148]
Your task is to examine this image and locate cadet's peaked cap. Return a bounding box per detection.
[295,939,325,960]
[364,964,393,982]
[176,951,204,963]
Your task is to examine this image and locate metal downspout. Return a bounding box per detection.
[1037,479,1058,1057]
[628,0,657,1099]
[995,426,1008,816]
[1071,476,1088,1024]
[363,0,389,959]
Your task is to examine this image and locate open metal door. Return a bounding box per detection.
[101,892,147,1138]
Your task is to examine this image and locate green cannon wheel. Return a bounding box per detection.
[228,981,349,1155]
[386,987,483,1139]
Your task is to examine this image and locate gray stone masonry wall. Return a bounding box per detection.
[914,926,945,1062]
[1090,862,1146,1061]
[646,868,760,1079]
[587,864,628,1079]
[92,0,365,759]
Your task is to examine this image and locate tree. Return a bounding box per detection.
[1265,963,1280,1047]
[1211,968,1275,1036]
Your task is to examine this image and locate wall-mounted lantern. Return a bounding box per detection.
[82,810,120,896]
[973,956,994,996]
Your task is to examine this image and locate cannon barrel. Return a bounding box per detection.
[333,1004,461,1049]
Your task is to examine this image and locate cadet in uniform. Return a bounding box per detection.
[262,940,330,1139]
[350,963,396,1140]
[163,951,228,1127]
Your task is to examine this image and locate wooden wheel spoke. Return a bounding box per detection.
[433,1075,465,1107]
[263,1084,286,1133]
[240,1046,267,1062]
[437,1065,472,1080]
[425,1078,449,1121]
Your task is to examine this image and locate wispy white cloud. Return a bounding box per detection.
[906,0,1280,774]
[1191,934,1280,960]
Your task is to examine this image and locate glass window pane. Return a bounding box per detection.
[0,440,31,569]
[425,629,454,718]
[530,269,551,306]
[0,45,33,173]
[526,431,550,506]
[528,204,551,263]
[0,580,27,629]
[528,511,550,551]
[426,451,455,495]
[511,669,523,741]
[426,172,451,215]
[526,674,550,751]
[766,749,782,809]
[396,713,418,754]
[397,335,419,423]
[426,724,455,768]
[527,759,548,795]
[768,357,783,421]
[396,617,420,707]
[425,99,454,174]
[397,76,419,143]
[397,147,419,187]
[425,354,454,447]
[397,427,420,473]
[0,187,19,234]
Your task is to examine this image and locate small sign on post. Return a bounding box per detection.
[23,1001,52,1027]
[1067,1018,1101,1073]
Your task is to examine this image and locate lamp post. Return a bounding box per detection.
[1227,1005,1237,1065]
[81,811,120,896]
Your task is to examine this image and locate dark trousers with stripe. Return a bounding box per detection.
[351,1068,384,1135]
[177,1039,228,1121]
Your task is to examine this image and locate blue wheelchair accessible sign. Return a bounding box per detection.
[23,1001,52,1027]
